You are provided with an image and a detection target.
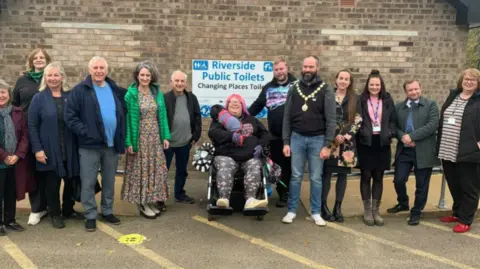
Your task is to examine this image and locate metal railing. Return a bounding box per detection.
[115,165,449,209]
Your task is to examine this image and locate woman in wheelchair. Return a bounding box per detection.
[208,94,270,210]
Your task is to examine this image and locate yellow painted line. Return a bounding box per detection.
[97,222,184,269]
[327,222,477,269]
[421,221,480,240]
[0,236,37,269]
[192,215,334,269]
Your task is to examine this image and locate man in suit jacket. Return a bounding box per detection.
[387,80,439,225]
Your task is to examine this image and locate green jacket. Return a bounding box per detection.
[125,83,171,152]
[394,96,440,169]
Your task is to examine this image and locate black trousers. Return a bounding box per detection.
[42,170,75,217]
[29,169,47,213]
[393,147,432,216]
[442,160,480,225]
[322,170,347,202]
[270,138,291,194]
[0,168,16,225]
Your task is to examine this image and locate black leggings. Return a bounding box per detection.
[360,169,384,201]
[322,172,347,202]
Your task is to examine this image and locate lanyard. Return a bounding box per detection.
[449,96,467,117]
[368,98,380,122]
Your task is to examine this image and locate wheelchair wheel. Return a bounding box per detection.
[256,215,264,221]
[208,213,214,222]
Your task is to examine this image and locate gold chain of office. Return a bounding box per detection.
[296,82,325,112]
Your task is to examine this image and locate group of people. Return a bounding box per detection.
[0,49,478,236]
[247,56,479,234]
[0,48,201,235]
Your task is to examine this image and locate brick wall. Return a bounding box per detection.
[0,0,469,170]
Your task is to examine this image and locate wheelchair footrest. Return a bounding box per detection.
[207,205,234,216]
[242,207,268,217]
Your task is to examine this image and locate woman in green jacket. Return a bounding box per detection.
[121,61,171,219]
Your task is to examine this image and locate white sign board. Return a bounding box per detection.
[192,59,274,118]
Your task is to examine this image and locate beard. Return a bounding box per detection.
[275,73,287,82]
[301,71,317,82]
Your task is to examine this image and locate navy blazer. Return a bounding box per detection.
[28,88,80,178]
[64,75,126,154]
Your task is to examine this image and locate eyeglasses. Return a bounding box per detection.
[463,78,477,82]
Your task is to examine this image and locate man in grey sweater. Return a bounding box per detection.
[281,56,336,226]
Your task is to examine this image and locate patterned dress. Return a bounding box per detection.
[122,91,169,204]
[326,94,363,173]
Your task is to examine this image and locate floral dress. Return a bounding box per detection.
[326,94,363,173]
[121,91,169,204]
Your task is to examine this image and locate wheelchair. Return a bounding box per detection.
[206,160,269,221]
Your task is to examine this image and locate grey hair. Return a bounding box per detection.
[170,70,187,81]
[0,79,13,103]
[88,56,108,70]
[133,61,159,86]
[0,79,11,91]
[39,62,70,92]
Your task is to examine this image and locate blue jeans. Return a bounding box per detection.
[165,143,191,200]
[79,148,119,220]
[288,132,325,215]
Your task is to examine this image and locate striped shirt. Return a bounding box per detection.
[438,96,468,162]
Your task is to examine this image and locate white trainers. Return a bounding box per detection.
[27,210,47,226]
[149,203,160,215]
[139,204,156,219]
[244,197,268,209]
[312,214,327,226]
[282,212,297,223]
[216,198,229,208]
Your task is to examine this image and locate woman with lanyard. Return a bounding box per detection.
[356,70,396,226]
[437,68,480,233]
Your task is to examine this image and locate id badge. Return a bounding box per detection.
[373,126,381,132]
[447,117,456,125]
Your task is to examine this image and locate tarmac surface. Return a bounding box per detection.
[3,172,480,269]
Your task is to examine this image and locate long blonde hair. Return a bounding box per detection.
[39,63,70,92]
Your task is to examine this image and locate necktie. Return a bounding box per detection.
[405,106,414,133]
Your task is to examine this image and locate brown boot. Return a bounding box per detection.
[372,199,384,226]
[363,200,374,226]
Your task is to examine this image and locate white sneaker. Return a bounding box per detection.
[244,197,268,209]
[27,210,47,226]
[312,214,327,227]
[149,203,160,215]
[216,198,229,208]
[139,204,156,219]
[282,212,296,223]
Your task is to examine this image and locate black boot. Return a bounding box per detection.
[51,216,65,229]
[321,201,335,221]
[276,191,288,208]
[332,201,344,222]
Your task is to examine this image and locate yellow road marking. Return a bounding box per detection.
[421,221,480,240]
[327,222,477,269]
[0,236,37,269]
[192,215,334,269]
[97,222,184,269]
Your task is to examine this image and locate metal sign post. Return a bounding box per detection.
[437,161,448,209]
